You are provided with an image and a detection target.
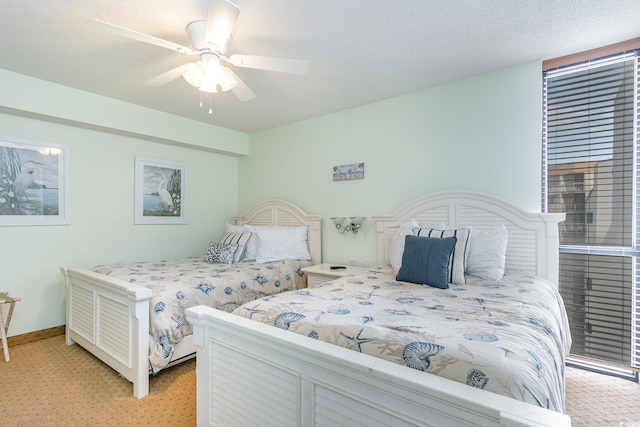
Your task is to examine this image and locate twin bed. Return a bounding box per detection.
[185,191,572,427]
[61,199,321,398]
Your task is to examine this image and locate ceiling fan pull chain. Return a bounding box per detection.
[199,90,203,108]
[208,92,213,114]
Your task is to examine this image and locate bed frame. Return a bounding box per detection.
[186,191,570,426]
[61,199,321,399]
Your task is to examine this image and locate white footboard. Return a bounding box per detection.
[186,305,571,427]
[61,267,152,398]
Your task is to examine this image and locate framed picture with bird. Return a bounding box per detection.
[0,135,71,226]
[134,156,187,224]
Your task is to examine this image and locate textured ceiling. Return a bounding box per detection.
[1,0,639,133]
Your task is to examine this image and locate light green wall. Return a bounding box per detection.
[1,60,544,337]
[240,61,543,266]
[0,72,246,336]
[0,69,249,156]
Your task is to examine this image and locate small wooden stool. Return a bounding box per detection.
[0,293,21,362]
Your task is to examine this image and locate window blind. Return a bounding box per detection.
[543,48,639,368]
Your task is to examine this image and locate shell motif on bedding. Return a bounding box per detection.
[274,312,305,330]
[154,302,165,313]
[253,275,269,286]
[195,282,215,294]
[402,342,444,371]
[466,368,489,389]
[529,317,553,335]
[158,335,172,359]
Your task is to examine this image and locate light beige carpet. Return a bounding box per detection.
[565,365,640,426]
[0,335,195,426]
[1,334,639,426]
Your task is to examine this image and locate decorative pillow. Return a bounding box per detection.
[390,221,446,273]
[219,232,252,263]
[466,225,508,280]
[254,226,310,263]
[396,235,457,289]
[204,242,238,264]
[225,223,270,261]
[413,227,471,285]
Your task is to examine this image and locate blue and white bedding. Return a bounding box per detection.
[232,266,572,412]
[90,257,311,372]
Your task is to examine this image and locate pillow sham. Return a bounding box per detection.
[413,226,471,285]
[396,235,457,289]
[219,232,252,263]
[225,223,247,234]
[466,225,508,280]
[390,221,446,272]
[389,220,419,272]
[254,226,311,263]
[204,242,238,264]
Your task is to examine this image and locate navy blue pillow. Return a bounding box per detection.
[396,235,457,289]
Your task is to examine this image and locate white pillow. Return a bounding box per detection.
[466,225,508,280]
[389,220,419,272]
[390,221,446,273]
[254,226,310,263]
[413,226,472,285]
[225,223,246,233]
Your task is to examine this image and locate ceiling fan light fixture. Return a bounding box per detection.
[93,0,306,105]
[219,67,237,92]
[199,80,219,93]
[183,53,237,93]
[183,62,207,88]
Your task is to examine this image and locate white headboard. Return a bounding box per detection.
[371,191,565,286]
[234,199,322,265]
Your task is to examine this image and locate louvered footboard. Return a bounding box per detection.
[186,305,571,427]
[61,267,153,398]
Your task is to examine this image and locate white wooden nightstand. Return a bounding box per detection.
[301,263,369,288]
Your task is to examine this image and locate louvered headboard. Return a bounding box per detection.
[372,191,565,286]
[234,199,322,265]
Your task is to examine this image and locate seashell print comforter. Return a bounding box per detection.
[90,257,311,373]
[232,266,572,413]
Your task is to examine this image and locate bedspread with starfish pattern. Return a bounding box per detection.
[90,257,311,372]
[232,266,571,413]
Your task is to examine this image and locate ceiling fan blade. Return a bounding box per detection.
[227,54,310,75]
[226,69,256,101]
[91,18,197,55]
[205,0,240,52]
[143,64,190,87]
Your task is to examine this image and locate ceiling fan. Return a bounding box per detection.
[91,0,309,102]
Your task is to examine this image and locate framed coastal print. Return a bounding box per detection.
[0,135,71,226]
[333,162,364,181]
[134,156,187,224]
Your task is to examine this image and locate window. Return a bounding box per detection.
[542,39,640,373]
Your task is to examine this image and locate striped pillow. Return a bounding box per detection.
[412,227,471,285]
[219,232,252,263]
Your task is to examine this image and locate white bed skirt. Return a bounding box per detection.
[186,305,571,427]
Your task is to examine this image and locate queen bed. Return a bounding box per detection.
[61,199,321,398]
[186,191,572,426]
